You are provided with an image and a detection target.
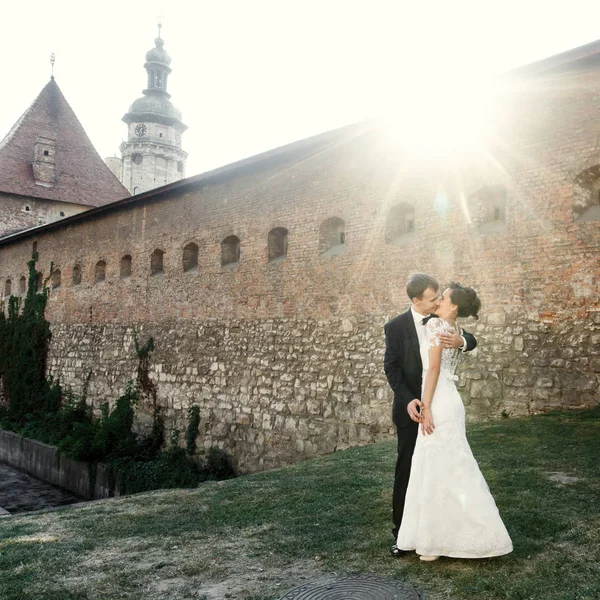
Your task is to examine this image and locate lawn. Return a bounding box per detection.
[0,408,598,600]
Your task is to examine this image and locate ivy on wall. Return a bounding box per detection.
[0,253,235,495]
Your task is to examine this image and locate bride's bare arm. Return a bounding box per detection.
[421,341,442,435]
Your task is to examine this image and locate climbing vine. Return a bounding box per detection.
[0,253,235,495]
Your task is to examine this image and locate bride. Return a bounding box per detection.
[396,282,513,561]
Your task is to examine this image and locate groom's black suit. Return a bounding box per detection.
[384,309,477,538]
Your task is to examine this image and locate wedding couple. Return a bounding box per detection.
[384,273,512,561]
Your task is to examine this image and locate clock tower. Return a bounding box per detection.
[120,26,188,195]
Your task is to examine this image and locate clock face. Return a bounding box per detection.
[134,124,147,137]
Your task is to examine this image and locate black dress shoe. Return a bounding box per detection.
[390,544,408,557]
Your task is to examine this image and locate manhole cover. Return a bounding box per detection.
[279,574,422,599]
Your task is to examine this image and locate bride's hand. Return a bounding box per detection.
[420,407,435,435]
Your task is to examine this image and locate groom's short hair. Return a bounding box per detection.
[406,273,439,300]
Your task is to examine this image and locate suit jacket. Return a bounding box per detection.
[384,310,477,428]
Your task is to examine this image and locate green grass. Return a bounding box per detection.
[1,408,599,599]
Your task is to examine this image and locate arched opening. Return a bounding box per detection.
[151,249,164,275]
[268,227,288,260]
[319,217,345,255]
[4,279,11,297]
[95,261,106,283]
[36,272,43,292]
[120,255,132,278]
[183,243,198,272]
[19,276,26,295]
[573,165,600,221]
[72,264,82,286]
[385,203,416,242]
[467,186,507,233]
[221,236,240,266]
[51,269,61,289]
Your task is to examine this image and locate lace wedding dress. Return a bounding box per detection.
[396,317,513,558]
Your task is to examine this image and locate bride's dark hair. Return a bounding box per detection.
[447,281,481,319]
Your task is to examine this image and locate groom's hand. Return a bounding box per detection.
[407,399,422,423]
[440,330,464,349]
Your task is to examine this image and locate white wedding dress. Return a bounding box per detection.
[397,318,513,558]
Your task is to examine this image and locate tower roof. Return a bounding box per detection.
[0,78,130,206]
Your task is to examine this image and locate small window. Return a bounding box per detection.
[36,272,43,292]
[25,206,31,212]
[177,161,183,173]
[319,217,345,255]
[268,227,288,260]
[467,186,507,233]
[43,150,49,156]
[120,255,132,278]
[132,153,143,165]
[95,261,106,283]
[151,249,164,275]
[573,165,600,221]
[51,269,61,289]
[385,203,416,243]
[4,279,11,298]
[59,211,65,217]
[221,236,240,266]
[133,186,140,195]
[19,276,26,295]
[182,243,198,272]
[72,264,82,286]
[159,132,163,138]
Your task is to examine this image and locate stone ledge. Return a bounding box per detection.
[0,430,118,500]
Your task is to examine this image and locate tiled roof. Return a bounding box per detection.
[0,78,130,206]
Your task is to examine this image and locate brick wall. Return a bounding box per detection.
[0,70,598,471]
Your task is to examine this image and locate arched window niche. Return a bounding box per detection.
[467,186,507,234]
[51,269,61,290]
[95,261,106,283]
[72,264,82,286]
[151,249,165,275]
[319,217,345,256]
[221,236,240,267]
[182,243,199,272]
[385,203,416,243]
[573,165,600,221]
[120,255,132,279]
[268,227,288,261]
[19,276,26,295]
[4,279,11,298]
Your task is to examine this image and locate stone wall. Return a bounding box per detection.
[45,309,599,472]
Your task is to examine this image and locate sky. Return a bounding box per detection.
[4,0,600,177]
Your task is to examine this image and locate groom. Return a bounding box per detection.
[383,273,477,557]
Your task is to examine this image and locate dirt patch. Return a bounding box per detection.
[547,472,580,484]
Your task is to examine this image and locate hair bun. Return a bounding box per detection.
[447,281,481,319]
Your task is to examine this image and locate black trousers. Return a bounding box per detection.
[392,419,419,539]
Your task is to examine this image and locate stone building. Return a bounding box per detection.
[0,41,598,472]
[115,28,188,195]
[0,78,129,238]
